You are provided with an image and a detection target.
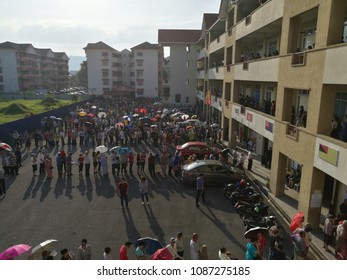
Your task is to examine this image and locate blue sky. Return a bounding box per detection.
[0,0,220,57]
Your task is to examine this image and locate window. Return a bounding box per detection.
[334,92,347,119]
[137,80,144,86]
[175,94,181,103]
[136,70,144,79]
[136,52,143,57]
[186,96,189,103]
[102,59,109,66]
[186,60,190,67]
[137,89,144,96]
[102,79,109,86]
[136,60,143,67]
[0,67,2,74]
[102,70,109,77]
[186,79,190,85]
[102,52,108,57]
[186,45,190,53]
[268,40,277,56]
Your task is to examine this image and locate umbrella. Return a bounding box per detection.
[132,113,139,117]
[211,123,220,128]
[290,212,305,232]
[150,247,173,260]
[95,145,108,154]
[123,115,129,119]
[85,121,94,127]
[98,112,107,118]
[191,115,198,119]
[91,105,97,109]
[0,142,12,152]
[244,227,269,239]
[181,114,189,120]
[151,118,157,122]
[78,111,87,117]
[98,108,105,111]
[151,124,158,128]
[30,239,58,259]
[88,113,95,118]
[136,237,163,256]
[116,122,124,127]
[109,146,121,153]
[0,244,32,260]
[186,125,193,130]
[163,108,170,114]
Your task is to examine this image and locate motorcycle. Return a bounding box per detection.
[235,202,271,221]
[243,215,285,240]
[230,190,263,206]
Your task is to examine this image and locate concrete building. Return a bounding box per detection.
[83,41,123,95]
[121,49,132,87]
[0,41,69,93]
[158,29,201,106]
[196,0,347,229]
[131,42,159,98]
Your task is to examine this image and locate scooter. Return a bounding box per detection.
[243,215,285,240]
[235,202,271,221]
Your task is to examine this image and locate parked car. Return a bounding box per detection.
[176,141,217,159]
[181,160,243,187]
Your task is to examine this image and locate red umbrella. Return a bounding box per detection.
[290,212,304,232]
[186,125,193,130]
[151,118,157,122]
[0,142,12,152]
[150,247,173,260]
[0,244,32,260]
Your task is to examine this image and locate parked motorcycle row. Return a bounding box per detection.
[223,179,285,240]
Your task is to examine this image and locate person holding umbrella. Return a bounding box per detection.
[245,236,261,260]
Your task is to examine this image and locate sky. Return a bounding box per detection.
[0,0,221,57]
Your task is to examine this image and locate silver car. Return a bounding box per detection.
[181,160,243,187]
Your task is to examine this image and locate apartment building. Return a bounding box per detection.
[0,41,69,93]
[131,42,160,98]
[121,49,132,87]
[84,41,123,95]
[196,0,347,228]
[158,29,201,106]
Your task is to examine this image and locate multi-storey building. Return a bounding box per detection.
[0,41,69,93]
[131,42,160,98]
[195,0,347,228]
[84,41,123,95]
[121,49,132,87]
[158,29,201,105]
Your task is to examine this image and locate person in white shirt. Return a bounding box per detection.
[190,233,200,260]
[166,238,182,260]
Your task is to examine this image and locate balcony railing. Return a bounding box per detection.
[292,52,306,66]
[243,62,249,70]
[286,123,298,140]
[227,64,231,72]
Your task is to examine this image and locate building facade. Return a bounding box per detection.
[196,0,347,228]
[158,29,201,106]
[0,41,69,93]
[84,41,123,95]
[131,42,160,98]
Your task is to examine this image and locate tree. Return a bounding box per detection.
[77,61,88,88]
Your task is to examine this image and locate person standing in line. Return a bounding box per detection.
[190,233,200,260]
[31,153,38,177]
[119,241,132,260]
[199,244,209,260]
[196,174,206,207]
[135,241,146,260]
[117,177,129,209]
[92,151,98,174]
[175,232,184,258]
[77,238,92,260]
[100,153,108,176]
[139,176,149,205]
[45,155,53,178]
[247,151,253,171]
[78,153,84,175]
[166,237,183,260]
[128,151,134,174]
[84,151,91,176]
[37,150,45,175]
[66,152,73,176]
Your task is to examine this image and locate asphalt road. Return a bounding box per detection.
[0,142,294,260]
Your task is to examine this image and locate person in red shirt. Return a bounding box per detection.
[117,177,129,209]
[128,152,134,174]
[119,241,132,260]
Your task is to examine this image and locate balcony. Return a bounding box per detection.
[208,67,224,80]
[212,96,222,111]
[286,123,298,140]
[209,35,225,54]
[234,57,280,82]
[235,0,284,40]
[197,69,205,80]
[197,48,206,60]
[313,135,347,185]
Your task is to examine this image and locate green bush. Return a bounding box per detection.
[0,103,29,115]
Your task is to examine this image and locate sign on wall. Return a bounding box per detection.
[318,144,339,166]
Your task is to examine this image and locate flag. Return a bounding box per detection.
[204,89,212,105]
[318,144,338,165]
[265,120,273,133]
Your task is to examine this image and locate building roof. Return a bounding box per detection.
[83,41,117,51]
[203,13,219,30]
[0,41,33,52]
[158,29,202,44]
[131,41,159,50]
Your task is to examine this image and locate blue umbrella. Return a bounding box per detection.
[136,237,163,256]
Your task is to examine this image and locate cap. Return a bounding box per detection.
[170,237,176,243]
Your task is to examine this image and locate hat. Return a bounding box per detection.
[170,237,176,243]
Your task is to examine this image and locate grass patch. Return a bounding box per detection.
[0,99,75,124]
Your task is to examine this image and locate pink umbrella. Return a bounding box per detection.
[150,247,173,260]
[290,212,305,232]
[0,244,32,260]
[88,113,95,118]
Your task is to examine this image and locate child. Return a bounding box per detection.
[323,214,335,252]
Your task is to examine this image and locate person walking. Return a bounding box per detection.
[195,174,206,207]
[190,233,200,260]
[38,150,45,175]
[66,152,73,176]
[139,176,149,205]
[128,151,134,174]
[247,151,253,171]
[45,155,53,179]
[77,238,92,260]
[117,177,129,209]
[0,169,6,197]
[175,232,184,258]
[84,151,91,176]
[77,153,84,175]
[31,153,38,177]
[100,153,108,176]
